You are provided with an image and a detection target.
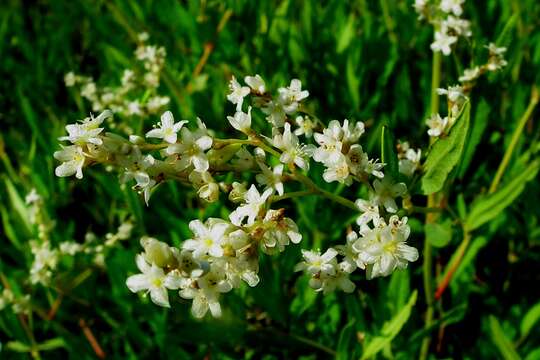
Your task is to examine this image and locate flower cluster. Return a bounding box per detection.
[414,0,471,56]
[458,43,508,83]
[56,74,419,317]
[425,84,468,137]
[127,208,301,317]
[65,33,169,127]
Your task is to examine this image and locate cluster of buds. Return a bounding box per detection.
[64,32,169,128]
[55,74,419,317]
[28,218,133,286]
[459,43,508,84]
[426,85,468,137]
[0,288,31,315]
[414,0,471,56]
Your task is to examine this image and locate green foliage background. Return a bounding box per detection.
[1,0,540,358]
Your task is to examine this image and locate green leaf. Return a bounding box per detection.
[360,290,417,360]
[466,159,540,231]
[521,301,540,339]
[489,316,521,360]
[6,341,31,352]
[36,338,66,351]
[380,125,399,180]
[4,178,32,235]
[421,101,471,194]
[525,348,540,360]
[425,220,453,248]
[337,15,356,53]
[336,319,357,360]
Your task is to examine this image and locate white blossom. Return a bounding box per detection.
[430,30,457,56]
[440,0,464,16]
[182,219,229,259]
[54,145,86,179]
[426,113,449,137]
[278,79,309,113]
[244,74,266,94]
[272,123,315,170]
[227,76,250,111]
[229,185,272,226]
[255,162,284,196]
[372,178,407,213]
[227,107,252,134]
[126,254,180,308]
[165,127,213,172]
[294,115,315,138]
[145,111,187,144]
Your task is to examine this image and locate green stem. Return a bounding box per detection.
[292,171,358,211]
[489,87,539,194]
[269,190,315,204]
[430,51,442,116]
[420,47,442,360]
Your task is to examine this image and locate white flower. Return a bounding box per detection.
[229,185,273,226]
[25,189,41,205]
[335,231,360,273]
[440,0,464,16]
[261,209,302,253]
[278,79,309,113]
[262,100,287,128]
[145,111,187,144]
[294,248,338,276]
[486,43,507,56]
[227,107,252,134]
[430,30,457,56]
[313,121,345,165]
[179,266,232,318]
[311,262,356,294]
[413,0,427,16]
[426,113,449,137]
[437,85,466,103]
[355,198,381,226]
[126,254,181,308]
[64,72,76,87]
[244,74,266,94]
[54,145,86,179]
[372,178,407,213]
[272,123,315,170]
[353,217,418,279]
[165,127,213,172]
[294,116,315,138]
[322,156,352,184]
[227,76,250,111]
[59,110,111,146]
[255,162,284,196]
[189,171,220,202]
[399,147,422,177]
[182,219,229,259]
[146,96,170,113]
[459,66,481,82]
[443,16,471,37]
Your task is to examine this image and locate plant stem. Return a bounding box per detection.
[434,230,470,300]
[269,190,314,203]
[420,49,442,360]
[489,86,539,194]
[292,171,358,211]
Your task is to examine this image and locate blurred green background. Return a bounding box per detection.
[1,0,540,359]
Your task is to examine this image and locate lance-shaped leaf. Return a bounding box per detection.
[421,101,471,194]
[360,291,417,360]
[466,159,540,231]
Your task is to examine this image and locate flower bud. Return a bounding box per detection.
[140,237,176,268]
